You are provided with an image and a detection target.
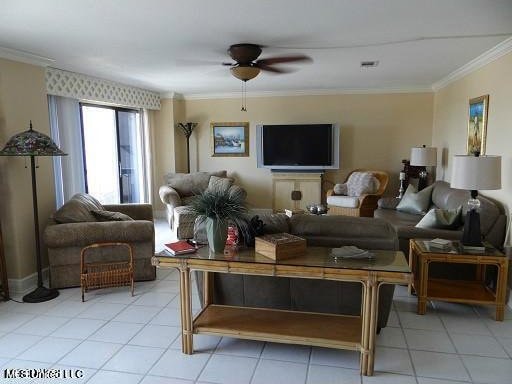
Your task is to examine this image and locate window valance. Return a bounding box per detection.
[45,68,160,110]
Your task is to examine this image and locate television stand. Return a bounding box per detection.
[272,172,322,212]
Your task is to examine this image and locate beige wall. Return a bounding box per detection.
[0,58,55,279]
[433,51,512,246]
[149,98,176,208]
[183,93,434,208]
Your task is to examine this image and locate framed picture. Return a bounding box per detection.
[210,122,249,157]
[467,95,489,155]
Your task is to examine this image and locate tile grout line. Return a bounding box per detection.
[304,345,312,384]
[394,293,420,384]
[473,303,512,360]
[49,286,175,382]
[192,335,221,383]
[438,304,475,384]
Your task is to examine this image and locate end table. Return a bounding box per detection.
[409,239,508,321]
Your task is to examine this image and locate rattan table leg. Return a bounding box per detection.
[408,242,415,295]
[180,266,193,354]
[203,271,212,308]
[366,275,379,376]
[495,260,508,321]
[360,281,370,375]
[418,258,429,315]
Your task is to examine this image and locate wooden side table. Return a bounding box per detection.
[0,223,9,300]
[409,239,508,321]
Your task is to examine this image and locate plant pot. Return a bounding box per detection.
[205,218,228,253]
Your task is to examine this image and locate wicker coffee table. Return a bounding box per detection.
[152,246,411,376]
[409,239,508,320]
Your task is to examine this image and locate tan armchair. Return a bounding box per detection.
[159,170,247,239]
[327,169,389,217]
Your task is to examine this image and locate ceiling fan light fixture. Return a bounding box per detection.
[230,65,260,81]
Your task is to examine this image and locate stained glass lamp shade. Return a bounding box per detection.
[0,121,67,302]
[0,122,66,156]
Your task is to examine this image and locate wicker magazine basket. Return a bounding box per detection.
[80,242,134,302]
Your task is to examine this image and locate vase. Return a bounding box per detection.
[205,218,228,252]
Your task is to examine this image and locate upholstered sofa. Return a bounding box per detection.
[375,180,507,256]
[44,194,155,288]
[195,214,399,331]
[159,170,246,239]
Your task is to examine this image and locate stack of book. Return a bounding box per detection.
[164,240,197,256]
[428,238,453,250]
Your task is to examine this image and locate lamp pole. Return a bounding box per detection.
[0,121,66,302]
[177,123,197,173]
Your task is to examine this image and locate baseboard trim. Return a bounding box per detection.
[8,268,50,297]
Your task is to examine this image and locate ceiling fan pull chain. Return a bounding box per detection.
[241,81,247,112]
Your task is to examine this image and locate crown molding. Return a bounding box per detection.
[0,46,55,67]
[160,91,184,99]
[182,86,433,100]
[432,36,512,91]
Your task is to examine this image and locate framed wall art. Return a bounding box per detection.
[467,95,489,155]
[210,122,249,157]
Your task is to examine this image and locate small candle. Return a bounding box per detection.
[399,172,406,180]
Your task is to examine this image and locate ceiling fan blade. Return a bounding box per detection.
[256,55,312,66]
[222,62,234,66]
[257,64,293,74]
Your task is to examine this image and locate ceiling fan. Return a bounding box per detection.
[222,43,312,82]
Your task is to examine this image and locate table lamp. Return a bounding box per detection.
[410,145,437,190]
[450,154,501,247]
[0,121,67,302]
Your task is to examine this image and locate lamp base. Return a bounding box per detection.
[462,209,482,247]
[22,286,59,303]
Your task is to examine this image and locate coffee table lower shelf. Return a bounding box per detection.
[193,304,362,350]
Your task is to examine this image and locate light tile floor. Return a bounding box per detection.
[0,219,511,384]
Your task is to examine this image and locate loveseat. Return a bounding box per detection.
[44,194,155,288]
[159,170,246,239]
[375,181,507,256]
[195,214,400,331]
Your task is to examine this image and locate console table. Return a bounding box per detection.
[152,246,410,376]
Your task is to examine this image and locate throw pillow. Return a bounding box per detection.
[207,175,234,192]
[416,206,462,229]
[396,184,433,215]
[166,170,227,197]
[346,172,380,197]
[228,184,247,201]
[333,183,348,195]
[91,210,134,222]
[53,193,104,223]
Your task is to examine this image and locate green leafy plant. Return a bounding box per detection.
[189,186,249,238]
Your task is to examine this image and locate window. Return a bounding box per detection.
[80,104,147,204]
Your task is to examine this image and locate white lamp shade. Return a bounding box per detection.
[451,155,501,190]
[410,146,437,166]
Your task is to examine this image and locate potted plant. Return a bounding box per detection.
[189,186,248,252]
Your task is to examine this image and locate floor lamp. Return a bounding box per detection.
[0,121,67,302]
[177,122,197,173]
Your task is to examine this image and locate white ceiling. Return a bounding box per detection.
[1,0,512,96]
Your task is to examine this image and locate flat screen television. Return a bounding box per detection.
[256,124,340,170]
